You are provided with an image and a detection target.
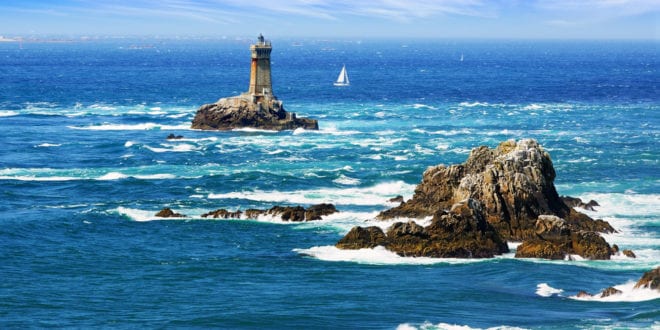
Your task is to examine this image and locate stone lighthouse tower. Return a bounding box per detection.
[248,34,273,97]
[191,34,318,131]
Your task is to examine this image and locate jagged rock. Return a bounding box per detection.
[201,208,243,219]
[561,195,599,211]
[191,96,318,131]
[336,199,509,258]
[244,209,266,219]
[378,139,615,241]
[304,203,338,220]
[389,195,404,203]
[600,287,622,297]
[576,291,593,298]
[515,239,566,260]
[201,204,337,222]
[166,133,183,140]
[622,249,636,258]
[336,226,387,249]
[634,267,660,291]
[367,139,619,260]
[267,205,306,221]
[515,219,613,260]
[155,207,186,218]
[570,231,612,260]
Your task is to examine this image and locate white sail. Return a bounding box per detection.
[334,65,350,86]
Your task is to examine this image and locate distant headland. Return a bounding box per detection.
[191,34,318,131]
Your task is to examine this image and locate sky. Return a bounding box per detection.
[0,0,658,39]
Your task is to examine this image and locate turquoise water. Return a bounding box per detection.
[0,39,658,329]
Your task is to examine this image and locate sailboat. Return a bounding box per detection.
[460,53,464,62]
[334,65,350,86]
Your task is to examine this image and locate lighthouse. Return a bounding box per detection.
[248,34,273,97]
[191,34,318,131]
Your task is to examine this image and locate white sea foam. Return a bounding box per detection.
[411,103,438,110]
[115,207,174,222]
[35,143,61,147]
[0,110,18,117]
[145,143,199,153]
[0,175,81,181]
[333,174,361,185]
[124,141,135,147]
[397,322,528,330]
[208,181,415,207]
[568,281,660,302]
[69,123,189,130]
[429,128,472,136]
[535,283,564,297]
[522,104,543,111]
[294,245,494,265]
[459,101,489,107]
[97,172,129,180]
[232,127,279,133]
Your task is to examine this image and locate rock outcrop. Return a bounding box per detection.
[191,96,318,131]
[339,139,619,260]
[561,196,600,212]
[155,207,186,218]
[201,204,337,222]
[336,198,509,258]
[378,139,614,240]
[634,267,660,291]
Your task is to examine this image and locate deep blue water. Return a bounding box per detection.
[0,38,658,329]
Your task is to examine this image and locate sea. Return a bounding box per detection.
[0,38,658,329]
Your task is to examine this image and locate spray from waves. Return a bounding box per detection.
[535,283,564,297]
[294,245,501,266]
[207,181,416,207]
[536,281,660,302]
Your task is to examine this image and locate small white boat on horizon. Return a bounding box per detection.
[334,65,350,86]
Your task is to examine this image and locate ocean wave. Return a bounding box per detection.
[145,143,200,153]
[458,101,489,107]
[208,181,416,207]
[535,283,564,297]
[0,110,18,117]
[35,143,62,148]
[567,281,660,302]
[68,123,190,130]
[333,174,361,186]
[397,321,528,330]
[294,245,496,265]
[411,103,438,110]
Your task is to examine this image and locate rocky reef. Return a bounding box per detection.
[191,95,318,131]
[337,139,619,260]
[202,204,337,222]
[337,198,509,258]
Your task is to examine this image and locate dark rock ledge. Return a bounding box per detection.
[201,204,337,222]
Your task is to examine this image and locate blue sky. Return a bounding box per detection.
[1,0,658,39]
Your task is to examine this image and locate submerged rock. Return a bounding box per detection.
[155,207,186,218]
